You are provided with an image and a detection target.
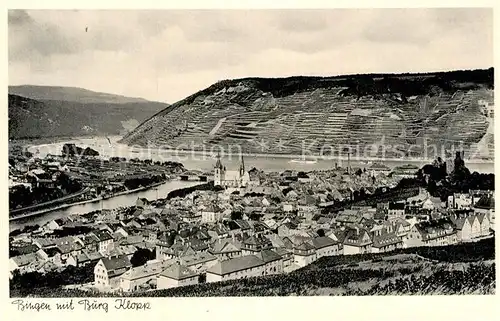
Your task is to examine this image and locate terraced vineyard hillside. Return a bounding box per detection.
[121,69,494,160]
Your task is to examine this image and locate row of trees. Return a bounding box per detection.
[9,172,83,210]
[61,143,99,157]
[123,174,166,190]
[10,265,94,297]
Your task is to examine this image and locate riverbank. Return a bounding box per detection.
[9,179,170,222]
[9,187,90,216]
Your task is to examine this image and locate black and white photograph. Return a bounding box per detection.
[7,7,495,300]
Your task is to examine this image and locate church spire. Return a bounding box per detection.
[215,152,223,169]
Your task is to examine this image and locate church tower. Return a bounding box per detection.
[214,152,225,186]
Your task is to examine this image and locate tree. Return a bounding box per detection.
[317,229,325,237]
[130,248,156,267]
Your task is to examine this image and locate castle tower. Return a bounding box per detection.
[214,152,225,186]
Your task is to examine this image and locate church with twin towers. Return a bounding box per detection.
[213,153,250,188]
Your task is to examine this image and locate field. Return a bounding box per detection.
[11,237,495,297]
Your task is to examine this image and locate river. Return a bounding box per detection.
[26,135,495,174]
[9,180,202,232]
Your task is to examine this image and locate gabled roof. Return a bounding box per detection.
[180,252,218,267]
[207,255,264,276]
[294,242,315,251]
[33,238,57,248]
[56,241,83,254]
[311,236,338,249]
[274,247,292,257]
[188,238,209,251]
[264,234,286,248]
[477,212,489,224]
[254,249,282,263]
[413,218,456,240]
[100,255,132,274]
[343,228,372,246]
[122,259,176,280]
[92,229,114,242]
[160,262,198,280]
[243,235,260,246]
[450,216,468,230]
[79,234,101,245]
[371,232,402,248]
[474,195,495,210]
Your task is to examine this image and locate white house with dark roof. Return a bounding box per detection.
[293,242,317,267]
[209,238,242,261]
[91,229,115,255]
[477,212,492,237]
[200,204,224,223]
[311,236,342,258]
[370,227,403,253]
[255,249,284,275]
[343,227,373,255]
[274,247,293,269]
[404,220,457,248]
[387,202,405,219]
[119,258,176,292]
[157,263,199,290]
[206,254,266,283]
[241,235,272,256]
[473,194,495,231]
[94,255,132,289]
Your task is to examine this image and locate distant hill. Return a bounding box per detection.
[8,91,168,140]
[9,85,152,104]
[120,68,494,160]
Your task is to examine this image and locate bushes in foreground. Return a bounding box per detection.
[313,237,495,269]
[346,263,495,295]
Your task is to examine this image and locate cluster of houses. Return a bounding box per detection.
[9,158,495,293]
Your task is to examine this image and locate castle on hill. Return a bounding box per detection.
[214,153,250,188]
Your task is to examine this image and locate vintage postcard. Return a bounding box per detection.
[3,2,498,320]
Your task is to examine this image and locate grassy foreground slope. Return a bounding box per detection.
[11,237,494,297]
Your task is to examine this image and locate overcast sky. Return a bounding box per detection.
[8,8,493,103]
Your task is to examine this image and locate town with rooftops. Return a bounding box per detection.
[9,148,495,295]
